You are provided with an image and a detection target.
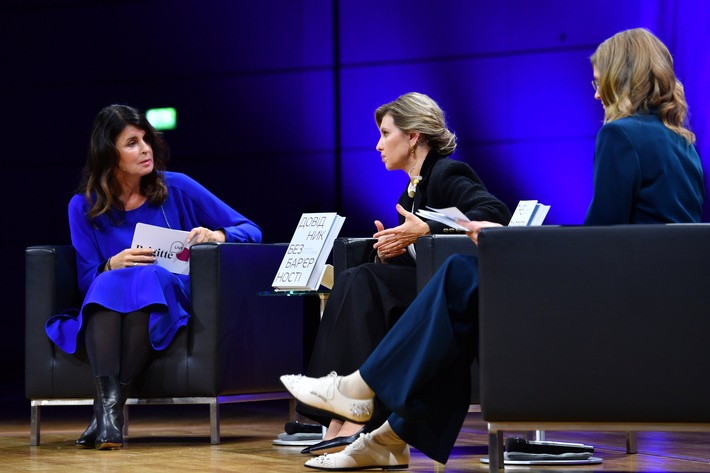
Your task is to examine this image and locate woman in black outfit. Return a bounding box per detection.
[299,92,511,455]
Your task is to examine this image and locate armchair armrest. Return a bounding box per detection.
[333,235,477,291]
[188,242,304,393]
[333,238,376,278]
[25,245,89,398]
[415,235,476,291]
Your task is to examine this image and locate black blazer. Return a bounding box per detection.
[397,151,511,234]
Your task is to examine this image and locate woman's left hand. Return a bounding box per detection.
[373,204,430,259]
[187,227,226,244]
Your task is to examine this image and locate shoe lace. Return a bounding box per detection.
[343,433,369,454]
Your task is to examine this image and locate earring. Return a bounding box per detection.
[407,143,421,197]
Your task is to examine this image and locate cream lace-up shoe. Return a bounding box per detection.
[280,372,374,424]
[304,432,410,471]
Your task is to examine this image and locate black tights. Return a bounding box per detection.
[84,308,153,383]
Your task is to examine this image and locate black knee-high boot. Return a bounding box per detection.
[92,376,125,449]
[76,380,131,448]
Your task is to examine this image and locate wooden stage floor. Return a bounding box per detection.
[2,399,710,472]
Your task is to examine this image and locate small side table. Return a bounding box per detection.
[258,289,331,445]
[257,290,330,319]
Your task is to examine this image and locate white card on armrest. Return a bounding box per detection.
[509,200,550,227]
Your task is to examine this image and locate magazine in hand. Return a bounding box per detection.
[131,222,192,275]
[272,212,345,291]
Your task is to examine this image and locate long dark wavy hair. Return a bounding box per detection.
[78,104,170,221]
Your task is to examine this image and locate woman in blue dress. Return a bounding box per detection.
[45,104,262,450]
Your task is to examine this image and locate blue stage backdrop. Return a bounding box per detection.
[2,0,708,244]
[1,0,708,399]
[336,0,710,232]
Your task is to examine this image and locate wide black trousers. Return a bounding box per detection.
[301,262,417,430]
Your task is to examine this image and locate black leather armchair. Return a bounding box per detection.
[25,242,304,445]
[332,234,480,404]
[477,224,710,471]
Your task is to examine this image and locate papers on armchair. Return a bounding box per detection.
[416,206,471,232]
[508,200,550,227]
[272,212,346,291]
[417,200,550,232]
[131,222,192,275]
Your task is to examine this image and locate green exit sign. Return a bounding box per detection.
[146,107,177,130]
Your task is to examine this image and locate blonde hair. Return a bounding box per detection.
[591,28,694,143]
[375,92,457,155]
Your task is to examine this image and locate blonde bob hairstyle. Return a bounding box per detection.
[375,92,457,156]
[591,28,694,144]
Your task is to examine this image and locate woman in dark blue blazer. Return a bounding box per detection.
[586,28,704,224]
[280,28,704,471]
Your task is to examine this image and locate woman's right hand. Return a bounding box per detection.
[373,204,430,260]
[107,247,157,269]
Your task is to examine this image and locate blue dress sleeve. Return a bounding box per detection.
[165,172,263,243]
[68,195,111,295]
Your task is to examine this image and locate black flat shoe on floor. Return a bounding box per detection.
[301,426,367,455]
